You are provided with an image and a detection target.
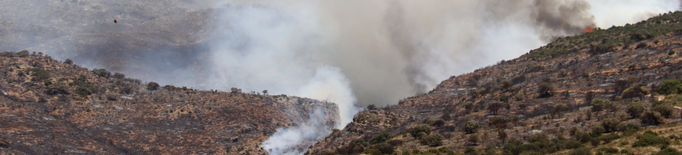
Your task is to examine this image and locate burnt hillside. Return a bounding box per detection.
[308,12,682,155]
[0,52,338,154]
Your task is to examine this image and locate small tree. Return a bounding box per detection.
[231,87,242,93]
[601,118,621,133]
[147,82,160,91]
[262,90,268,95]
[375,143,394,154]
[422,133,445,146]
[64,58,73,65]
[113,72,125,79]
[590,99,611,112]
[621,83,649,99]
[498,129,507,142]
[640,111,665,125]
[463,120,480,134]
[558,69,568,77]
[553,103,568,117]
[627,102,645,118]
[370,130,393,144]
[487,102,505,115]
[465,101,475,111]
[499,80,512,90]
[537,82,555,97]
[431,119,446,127]
[410,124,431,138]
[93,68,111,78]
[518,103,528,110]
[467,134,479,145]
[489,116,507,129]
[367,104,376,110]
[653,103,674,118]
[515,92,525,101]
[658,80,682,95]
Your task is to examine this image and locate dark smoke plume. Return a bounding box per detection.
[1,0,677,154]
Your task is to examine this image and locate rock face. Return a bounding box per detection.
[0,52,338,154]
[307,28,682,154]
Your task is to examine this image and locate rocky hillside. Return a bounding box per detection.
[0,52,338,154]
[308,12,682,155]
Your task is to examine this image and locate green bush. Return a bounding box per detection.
[515,92,525,101]
[147,82,160,91]
[113,72,125,79]
[369,130,393,144]
[465,101,475,110]
[386,139,403,146]
[537,82,555,97]
[599,147,619,154]
[71,75,95,97]
[464,120,480,134]
[431,118,446,127]
[600,133,620,144]
[616,122,642,132]
[627,102,646,118]
[46,83,69,95]
[374,142,394,154]
[351,139,369,147]
[64,58,73,65]
[570,147,592,155]
[558,69,568,77]
[659,80,682,95]
[591,125,606,135]
[575,132,593,143]
[601,118,621,133]
[465,147,477,155]
[656,148,682,155]
[106,94,118,101]
[490,116,507,129]
[487,102,506,115]
[30,68,49,81]
[17,50,29,57]
[93,68,111,78]
[409,124,431,139]
[366,149,381,155]
[633,131,671,147]
[564,140,583,149]
[641,111,666,125]
[422,133,445,146]
[485,144,497,155]
[621,83,649,98]
[654,103,674,118]
[503,139,525,155]
[468,134,479,145]
[591,99,611,112]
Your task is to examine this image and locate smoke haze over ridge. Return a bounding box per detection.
[0,1,679,153]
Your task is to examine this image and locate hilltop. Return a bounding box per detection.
[307,11,682,155]
[0,52,339,154]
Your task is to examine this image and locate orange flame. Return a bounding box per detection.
[584,26,595,33]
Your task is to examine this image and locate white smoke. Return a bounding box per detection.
[201,1,679,154]
[296,66,361,128]
[261,107,332,155]
[1,0,679,154]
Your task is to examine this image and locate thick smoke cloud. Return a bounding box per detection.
[1,1,679,154]
[1,0,677,109]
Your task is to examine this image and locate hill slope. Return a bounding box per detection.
[307,12,682,155]
[0,52,338,154]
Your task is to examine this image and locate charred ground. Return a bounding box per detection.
[308,12,682,155]
[0,52,338,154]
